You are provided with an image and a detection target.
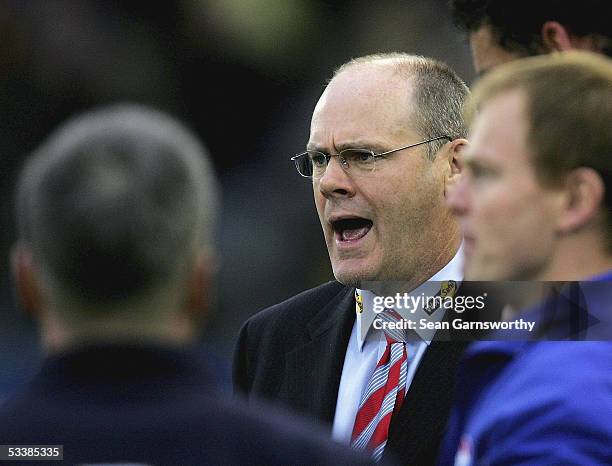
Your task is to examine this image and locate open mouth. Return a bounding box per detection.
[331,217,373,242]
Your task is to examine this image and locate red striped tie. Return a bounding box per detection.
[351,310,409,461]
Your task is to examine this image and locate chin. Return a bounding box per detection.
[464,259,489,281]
[332,264,379,288]
[332,268,361,287]
[466,263,511,281]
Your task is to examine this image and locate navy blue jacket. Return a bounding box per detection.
[0,343,373,466]
[438,273,612,466]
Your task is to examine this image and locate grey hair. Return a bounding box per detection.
[16,103,219,306]
[334,53,470,158]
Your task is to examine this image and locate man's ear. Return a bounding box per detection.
[444,138,468,195]
[11,243,43,319]
[555,167,605,234]
[541,21,574,52]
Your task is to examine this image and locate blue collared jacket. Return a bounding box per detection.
[438,272,612,466]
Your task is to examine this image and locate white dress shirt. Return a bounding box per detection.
[331,245,464,444]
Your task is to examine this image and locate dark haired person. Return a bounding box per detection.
[451,0,611,76]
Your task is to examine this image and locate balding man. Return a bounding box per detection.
[235,54,473,465]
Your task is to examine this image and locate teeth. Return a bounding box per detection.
[331,217,373,242]
[341,226,370,241]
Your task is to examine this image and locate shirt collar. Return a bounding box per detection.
[355,243,465,350]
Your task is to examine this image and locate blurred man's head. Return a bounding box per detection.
[13,104,219,352]
[451,0,612,76]
[295,54,469,289]
[448,52,612,281]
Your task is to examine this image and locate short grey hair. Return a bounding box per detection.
[16,104,219,306]
[334,53,470,158]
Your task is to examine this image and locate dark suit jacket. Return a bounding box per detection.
[234,281,474,466]
[0,343,373,466]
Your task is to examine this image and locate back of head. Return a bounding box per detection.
[452,0,612,57]
[467,51,612,248]
[16,104,219,329]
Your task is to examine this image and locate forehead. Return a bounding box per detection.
[309,64,416,147]
[468,89,532,165]
[470,26,522,77]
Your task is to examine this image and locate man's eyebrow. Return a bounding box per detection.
[476,68,489,80]
[464,155,495,172]
[337,141,389,153]
[306,143,325,152]
[306,141,389,153]
[463,154,476,167]
[463,156,480,169]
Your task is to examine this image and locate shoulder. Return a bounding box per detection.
[475,343,612,453]
[514,342,612,390]
[486,342,612,412]
[233,281,352,394]
[241,281,349,335]
[0,387,371,465]
[207,396,372,466]
[460,343,612,465]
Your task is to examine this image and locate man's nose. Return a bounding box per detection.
[317,156,356,199]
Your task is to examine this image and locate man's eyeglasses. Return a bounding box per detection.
[291,136,451,178]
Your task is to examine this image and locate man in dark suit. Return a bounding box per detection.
[235,53,473,464]
[0,105,373,466]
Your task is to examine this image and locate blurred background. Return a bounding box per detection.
[0,0,474,399]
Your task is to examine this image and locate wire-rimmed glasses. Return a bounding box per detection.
[291,135,451,178]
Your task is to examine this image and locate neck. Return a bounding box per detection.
[412,226,462,284]
[41,311,196,355]
[535,233,612,281]
[370,230,462,295]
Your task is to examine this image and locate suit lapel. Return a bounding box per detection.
[285,286,355,425]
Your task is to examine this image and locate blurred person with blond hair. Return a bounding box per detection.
[440,52,612,465]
